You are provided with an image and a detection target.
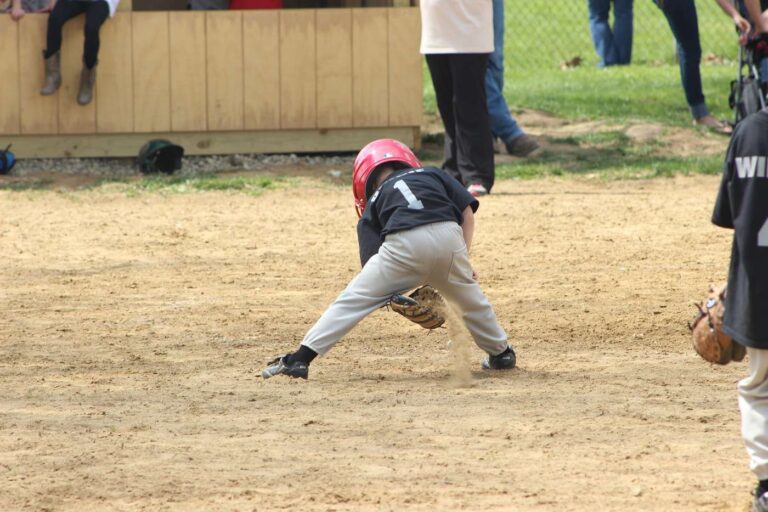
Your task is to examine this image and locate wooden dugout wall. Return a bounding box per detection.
[0,8,422,158]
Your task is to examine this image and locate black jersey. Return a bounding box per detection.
[712,109,768,348]
[356,166,479,266]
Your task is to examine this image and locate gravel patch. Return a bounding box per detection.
[10,153,355,178]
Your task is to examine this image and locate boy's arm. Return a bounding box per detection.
[461,205,475,252]
[461,205,480,281]
[357,218,382,268]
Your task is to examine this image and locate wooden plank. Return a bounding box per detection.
[118,0,133,10]
[0,17,20,135]
[97,13,134,133]
[19,14,58,135]
[4,127,418,158]
[316,9,352,128]
[58,16,96,134]
[352,8,388,127]
[243,11,280,130]
[170,12,207,132]
[279,10,316,129]
[206,11,244,131]
[132,12,171,132]
[388,8,422,127]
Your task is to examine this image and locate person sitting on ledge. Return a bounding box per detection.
[40,0,120,106]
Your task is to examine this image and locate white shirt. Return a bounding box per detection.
[419,0,493,55]
[90,0,120,17]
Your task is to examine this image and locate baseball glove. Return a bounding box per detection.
[389,285,446,330]
[689,284,746,365]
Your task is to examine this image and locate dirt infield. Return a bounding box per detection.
[0,175,752,511]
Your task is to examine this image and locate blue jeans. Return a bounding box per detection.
[655,0,709,119]
[484,0,524,144]
[588,0,633,67]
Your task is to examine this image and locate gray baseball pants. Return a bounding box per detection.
[300,221,508,357]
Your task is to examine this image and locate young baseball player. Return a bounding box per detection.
[262,139,515,380]
[711,108,768,511]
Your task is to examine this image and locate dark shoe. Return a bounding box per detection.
[262,354,309,380]
[754,487,768,512]
[40,51,61,96]
[77,65,97,106]
[481,346,517,370]
[504,134,542,157]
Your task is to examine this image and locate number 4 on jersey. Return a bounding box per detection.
[394,180,424,210]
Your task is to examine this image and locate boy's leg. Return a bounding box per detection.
[613,0,633,65]
[82,1,110,69]
[739,348,768,490]
[426,224,508,356]
[299,242,424,357]
[45,0,87,58]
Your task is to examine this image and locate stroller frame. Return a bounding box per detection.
[730,2,768,124]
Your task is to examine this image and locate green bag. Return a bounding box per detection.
[137,139,184,174]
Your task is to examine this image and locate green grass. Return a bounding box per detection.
[423,0,740,126]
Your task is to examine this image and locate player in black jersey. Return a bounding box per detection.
[263,139,515,380]
[711,108,768,511]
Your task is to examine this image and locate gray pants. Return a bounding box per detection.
[739,347,768,480]
[301,221,508,357]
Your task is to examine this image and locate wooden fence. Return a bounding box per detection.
[0,8,422,157]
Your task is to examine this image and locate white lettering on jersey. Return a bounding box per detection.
[393,180,424,210]
[736,156,760,178]
[760,218,768,247]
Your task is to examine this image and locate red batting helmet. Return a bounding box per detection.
[352,139,421,217]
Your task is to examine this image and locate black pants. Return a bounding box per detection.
[45,0,110,69]
[425,53,495,191]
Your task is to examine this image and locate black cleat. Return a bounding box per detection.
[481,346,517,370]
[261,354,309,380]
[754,487,768,512]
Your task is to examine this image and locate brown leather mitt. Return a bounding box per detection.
[389,285,446,330]
[689,284,746,365]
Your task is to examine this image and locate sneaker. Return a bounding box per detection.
[754,488,768,512]
[262,354,309,380]
[504,134,542,157]
[467,183,488,197]
[481,346,517,370]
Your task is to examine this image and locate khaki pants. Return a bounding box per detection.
[301,221,508,357]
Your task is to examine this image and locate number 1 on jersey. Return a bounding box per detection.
[760,217,768,247]
[394,180,424,210]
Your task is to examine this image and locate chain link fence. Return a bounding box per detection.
[504,0,739,71]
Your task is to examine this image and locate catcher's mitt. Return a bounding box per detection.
[389,285,446,330]
[689,284,746,365]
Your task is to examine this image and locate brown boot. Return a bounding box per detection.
[77,65,97,106]
[40,51,61,96]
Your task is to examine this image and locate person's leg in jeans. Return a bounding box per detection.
[426,54,462,184]
[450,53,495,192]
[82,1,110,69]
[486,0,524,144]
[658,0,708,119]
[588,0,618,67]
[44,0,87,59]
[613,0,633,65]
